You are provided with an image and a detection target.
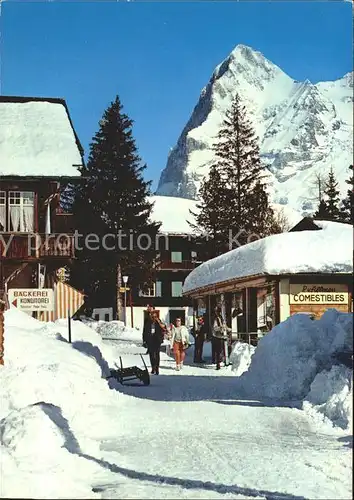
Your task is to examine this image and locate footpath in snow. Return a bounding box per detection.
[0,308,352,499]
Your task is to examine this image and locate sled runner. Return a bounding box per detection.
[109,354,150,386]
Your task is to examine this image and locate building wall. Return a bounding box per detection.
[125,305,194,330]
[279,278,290,322]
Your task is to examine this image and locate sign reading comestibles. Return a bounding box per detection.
[289,284,349,305]
[8,288,54,312]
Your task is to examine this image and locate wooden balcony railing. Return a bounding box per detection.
[0,233,75,259]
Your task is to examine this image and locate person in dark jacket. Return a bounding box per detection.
[142,311,164,375]
[194,315,207,363]
[212,306,231,370]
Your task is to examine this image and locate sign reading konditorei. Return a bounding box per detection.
[8,288,54,312]
[289,284,349,305]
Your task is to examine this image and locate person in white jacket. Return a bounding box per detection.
[170,318,190,371]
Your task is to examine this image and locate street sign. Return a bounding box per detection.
[119,287,130,292]
[8,288,54,312]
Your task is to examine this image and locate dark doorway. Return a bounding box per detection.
[169,309,186,325]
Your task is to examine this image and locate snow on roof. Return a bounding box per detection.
[149,195,197,234]
[0,97,83,178]
[183,220,353,294]
[149,195,302,235]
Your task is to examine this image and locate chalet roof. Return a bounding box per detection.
[289,216,352,232]
[183,219,353,295]
[0,96,84,178]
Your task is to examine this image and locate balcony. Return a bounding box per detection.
[0,233,75,260]
[157,259,197,271]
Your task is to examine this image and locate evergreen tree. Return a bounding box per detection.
[71,96,160,316]
[324,167,341,220]
[313,199,331,220]
[340,165,353,224]
[190,93,280,257]
[313,167,341,221]
[189,165,229,258]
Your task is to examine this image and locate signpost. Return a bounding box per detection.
[8,288,54,312]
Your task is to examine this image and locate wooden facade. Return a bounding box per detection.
[127,233,205,327]
[0,96,85,344]
[186,272,353,345]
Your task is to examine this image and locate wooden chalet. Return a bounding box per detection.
[0,96,85,322]
[183,218,353,345]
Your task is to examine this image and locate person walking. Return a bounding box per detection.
[194,315,207,363]
[212,306,231,370]
[170,318,190,371]
[143,311,164,375]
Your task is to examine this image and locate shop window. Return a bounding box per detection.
[231,291,245,333]
[257,286,276,332]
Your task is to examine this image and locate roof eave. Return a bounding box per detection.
[183,270,354,296]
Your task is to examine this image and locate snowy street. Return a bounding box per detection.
[1,310,352,500]
[88,338,351,500]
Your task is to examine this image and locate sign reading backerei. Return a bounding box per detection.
[8,288,54,312]
[290,284,349,305]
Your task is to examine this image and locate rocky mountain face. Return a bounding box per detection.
[156,45,353,215]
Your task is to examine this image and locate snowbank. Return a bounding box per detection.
[303,365,352,430]
[0,308,123,498]
[183,220,353,293]
[85,318,142,344]
[230,342,256,376]
[236,309,353,429]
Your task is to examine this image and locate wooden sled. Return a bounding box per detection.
[109,354,150,386]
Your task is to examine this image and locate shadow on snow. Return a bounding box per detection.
[30,401,306,500]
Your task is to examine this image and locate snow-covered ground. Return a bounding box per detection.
[1,308,352,499]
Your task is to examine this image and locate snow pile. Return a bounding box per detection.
[0,308,122,498]
[236,309,353,429]
[183,221,353,293]
[0,99,83,177]
[88,319,143,344]
[303,365,352,430]
[230,342,256,376]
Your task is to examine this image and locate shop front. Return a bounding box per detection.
[190,274,352,344]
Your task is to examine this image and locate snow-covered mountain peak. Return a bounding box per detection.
[157,45,353,215]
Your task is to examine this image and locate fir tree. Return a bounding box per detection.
[190,93,280,257]
[313,199,331,220]
[340,165,353,224]
[71,96,160,316]
[324,167,341,220]
[189,165,229,258]
[313,167,341,221]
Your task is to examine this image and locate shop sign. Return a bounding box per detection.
[289,284,348,305]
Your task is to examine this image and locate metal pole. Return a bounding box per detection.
[124,286,127,327]
[68,308,72,343]
[130,289,134,328]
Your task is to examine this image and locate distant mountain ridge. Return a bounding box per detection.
[156,45,353,215]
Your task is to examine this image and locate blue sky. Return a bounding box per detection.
[1,1,352,190]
